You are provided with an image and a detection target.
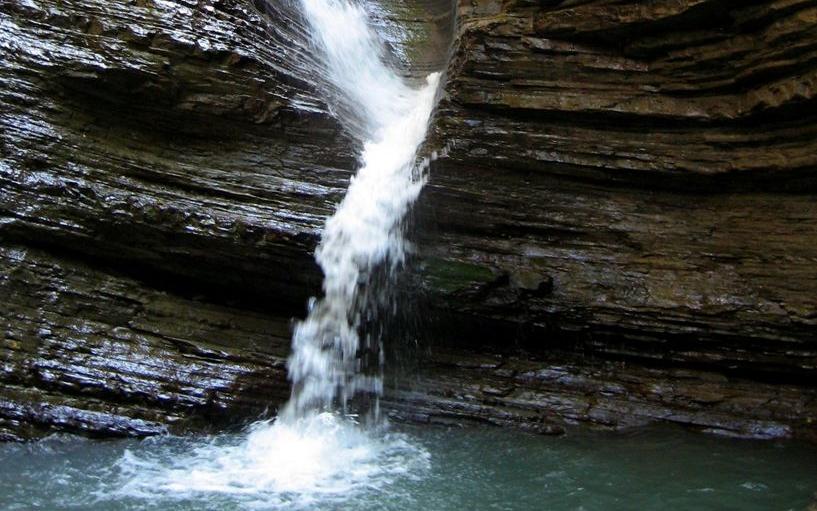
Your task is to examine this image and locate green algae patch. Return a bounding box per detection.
[420,257,496,294]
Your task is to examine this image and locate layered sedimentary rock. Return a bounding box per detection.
[1,0,816,441]
[386,348,817,441]
[419,0,817,379]
[0,0,355,302]
[0,0,347,438]
[0,244,291,440]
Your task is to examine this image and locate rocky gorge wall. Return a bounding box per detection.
[0,0,340,439]
[1,0,816,441]
[420,0,817,375]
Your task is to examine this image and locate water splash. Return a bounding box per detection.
[111,413,429,509]
[283,0,440,419]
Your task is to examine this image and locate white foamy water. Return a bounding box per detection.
[111,413,429,508]
[110,0,440,504]
[283,0,440,418]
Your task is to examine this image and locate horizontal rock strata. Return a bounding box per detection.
[1,0,816,441]
[4,245,812,441]
[0,0,357,304]
[0,244,291,440]
[386,347,817,441]
[418,0,817,379]
[0,0,344,438]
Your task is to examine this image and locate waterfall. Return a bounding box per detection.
[282,0,440,420]
[112,0,439,503]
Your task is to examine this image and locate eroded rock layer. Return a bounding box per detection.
[0,0,355,303]
[0,244,291,440]
[0,0,345,438]
[418,0,817,378]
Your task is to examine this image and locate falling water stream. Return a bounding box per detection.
[283,0,440,420]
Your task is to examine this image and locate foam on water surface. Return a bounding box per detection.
[110,413,429,509]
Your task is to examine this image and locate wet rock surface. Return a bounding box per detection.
[1,0,816,441]
[418,0,817,378]
[0,0,356,305]
[0,244,291,440]
[386,347,817,441]
[1,0,336,439]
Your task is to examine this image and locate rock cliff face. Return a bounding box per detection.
[0,0,351,439]
[0,0,351,304]
[1,0,816,440]
[0,244,292,439]
[419,0,817,376]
